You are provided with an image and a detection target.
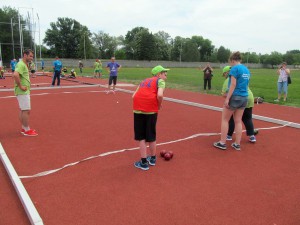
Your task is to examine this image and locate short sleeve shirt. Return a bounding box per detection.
[228,64,250,97]
[107,62,120,76]
[14,60,30,95]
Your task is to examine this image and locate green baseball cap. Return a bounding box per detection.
[151,65,170,75]
[222,66,231,74]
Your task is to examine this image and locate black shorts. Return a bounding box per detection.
[31,70,35,73]
[134,113,157,142]
[109,76,117,85]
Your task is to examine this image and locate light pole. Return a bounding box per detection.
[246,48,252,65]
[83,33,86,61]
[37,13,41,61]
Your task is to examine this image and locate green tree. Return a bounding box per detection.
[124,27,148,60]
[181,38,200,62]
[0,6,32,62]
[217,46,231,63]
[135,29,156,60]
[154,31,172,60]
[264,52,283,68]
[170,36,185,62]
[44,17,91,58]
[92,31,118,59]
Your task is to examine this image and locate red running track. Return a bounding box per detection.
[1,75,300,225]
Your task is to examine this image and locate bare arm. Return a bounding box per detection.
[157,87,164,109]
[13,71,27,91]
[224,77,236,108]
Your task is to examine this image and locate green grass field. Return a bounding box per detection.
[72,67,300,108]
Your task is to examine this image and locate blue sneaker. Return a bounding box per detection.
[249,135,256,143]
[146,156,156,166]
[213,142,227,150]
[226,135,233,141]
[231,143,241,151]
[134,161,149,171]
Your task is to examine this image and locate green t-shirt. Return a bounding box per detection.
[14,60,30,95]
[222,78,254,108]
[94,62,102,70]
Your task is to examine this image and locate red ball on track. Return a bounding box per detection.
[160,150,167,157]
[168,151,174,158]
[164,152,172,161]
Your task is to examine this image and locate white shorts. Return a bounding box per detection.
[17,95,31,110]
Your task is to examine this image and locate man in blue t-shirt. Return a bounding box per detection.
[106,57,121,93]
[10,59,17,72]
[52,57,62,86]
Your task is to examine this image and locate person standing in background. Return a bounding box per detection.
[13,49,38,136]
[202,63,213,91]
[274,62,290,102]
[52,57,62,86]
[10,59,17,73]
[41,59,45,73]
[79,60,84,73]
[106,57,121,93]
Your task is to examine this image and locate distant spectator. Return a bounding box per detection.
[0,66,5,79]
[52,57,63,86]
[41,59,45,72]
[68,69,77,79]
[274,62,290,102]
[10,59,17,73]
[29,61,36,78]
[79,60,84,73]
[106,57,121,93]
[202,62,213,91]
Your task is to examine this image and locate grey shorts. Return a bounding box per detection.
[17,94,31,110]
[228,95,247,110]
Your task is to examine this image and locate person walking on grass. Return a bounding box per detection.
[52,57,62,86]
[274,62,290,102]
[132,65,169,171]
[213,51,250,151]
[13,49,38,136]
[106,57,121,93]
[221,66,258,144]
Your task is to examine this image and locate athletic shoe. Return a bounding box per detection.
[23,129,38,137]
[146,156,156,166]
[21,128,36,134]
[231,143,241,151]
[213,142,227,150]
[274,99,279,102]
[249,135,256,143]
[226,135,233,141]
[134,161,149,171]
[254,129,259,135]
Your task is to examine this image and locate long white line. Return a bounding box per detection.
[0,143,44,225]
[18,123,289,179]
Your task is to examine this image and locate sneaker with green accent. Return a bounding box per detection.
[134,161,149,171]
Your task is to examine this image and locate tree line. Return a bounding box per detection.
[1,6,300,67]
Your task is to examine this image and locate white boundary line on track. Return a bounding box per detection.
[18,123,290,179]
[0,143,44,225]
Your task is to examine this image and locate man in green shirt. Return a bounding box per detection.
[13,49,38,136]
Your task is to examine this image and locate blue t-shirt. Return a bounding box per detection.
[107,62,120,76]
[11,60,17,70]
[228,64,250,97]
[53,60,62,71]
[41,60,45,67]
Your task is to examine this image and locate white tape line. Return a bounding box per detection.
[18,125,287,179]
[0,143,44,225]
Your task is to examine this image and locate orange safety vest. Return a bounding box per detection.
[133,76,160,112]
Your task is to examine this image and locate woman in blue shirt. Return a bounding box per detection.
[214,52,250,151]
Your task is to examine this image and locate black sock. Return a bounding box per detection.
[141,158,147,164]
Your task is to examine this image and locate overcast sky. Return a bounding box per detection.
[1,0,299,55]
